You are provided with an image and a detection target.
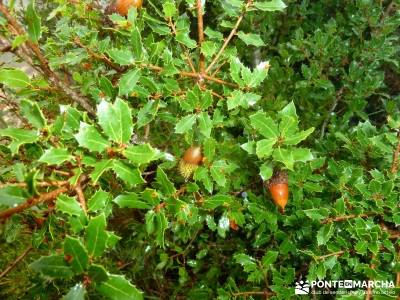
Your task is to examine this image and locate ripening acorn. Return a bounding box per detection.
[178,146,203,179]
[266,170,289,214]
[115,0,143,16]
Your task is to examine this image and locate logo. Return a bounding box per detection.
[295,280,310,295]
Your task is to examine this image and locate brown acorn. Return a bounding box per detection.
[178,146,203,179]
[115,0,142,16]
[266,170,289,214]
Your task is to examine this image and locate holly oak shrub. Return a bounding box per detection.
[0,0,399,299]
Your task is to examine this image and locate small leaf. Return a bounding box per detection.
[91,159,113,184]
[254,0,287,11]
[113,160,145,186]
[62,283,86,300]
[131,28,143,59]
[25,1,42,43]
[64,236,89,273]
[0,68,30,88]
[113,193,151,209]
[107,49,134,66]
[88,264,109,283]
[20,99,46,129]
[156,167,176,195]
[204,194,232,209]
[86,214,108,257]
[198,112,212,138]
[30,255,73,278]
[317,223,334,246]
[250,112,279,139]
[74,122,109,153]
[39,148,73,165]
[259,163,273,181]
[0,128,38,154]
[123,144,156,165]
[118,69,141,96]
[163,0,176,17]
[262,251,279,266]
[96,275,143,300]
[175,114,196,134]
[284,127,315,145]
[237,31,265,47]
[88,190,110,212]
[97,99,133,144]
[56,195,83,217]
[256,139,276,158]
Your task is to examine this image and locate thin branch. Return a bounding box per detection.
[320,87,344,139]
[0,186,69,219]
[205,0,253,74]
[321,213,376,224]
[196,0,205,74]
[0,4,95,115]
[315,251,344,260]
[167,18,197,74]
[75,180,87,213]
[390,131,400,174]
[144,124,150,141]
[0,245,33,279]
[365,255,376,300]
[0,180,69,189]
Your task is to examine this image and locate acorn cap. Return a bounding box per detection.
[182,146,203,165]
[267,170,288,187]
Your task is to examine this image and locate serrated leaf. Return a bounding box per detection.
[250,112,279,139]
[317,223,334,246]
[259,163,273,180]
[123,144,156,165]
[20,99,46,129]
[136,100,159,128]
[118,69,141,96]
[56,195,83,216]
[198,112,212,138]
[113,193,151,209]
[107,49,134,66]
[156,167,176,195]
[237,31,265,47]
[88,189,110,212]
[113,160,145,186]
[62,284,86,300]
[91,159,113,184]
[88,264,109,283]
[74,122,109,153]
[204,194,232,209]
[0,128,38,154]
[278,101,297,119]
[97,99,133,144]
[292,148,314,162]
[131,27,143,59]
[39,148,73,165]
[30,255,73,278]
[262,251,279,266]
[96,275,143,300]
[0,68,30,88]
[25,1,41,43]
[175,32,197,48]
[254,0,287,11]
[210,161,227,186]
[272,147,294,170]
[86,214,108,257]
[175,114,196,134]
[64,236,89,273]
[163,0,176,17]
[284,127,315,145]
[256,138,276,158]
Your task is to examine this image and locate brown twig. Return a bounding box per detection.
[390,131,400,174]
[321,213,376,224]
[205,0,253,74]
[75,179,87,213]
[196,0,205,74]
[365,255,376,300]
[0,186,69,219]
[167,18,197,74]
[315,251,344,260]
[0,4,95,115]
[0,245,33,279]
[0,180,70,189]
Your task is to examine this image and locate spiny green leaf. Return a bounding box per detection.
[96,275,143,300]
[86,214,108,257]
[30,255,73,278]
[250,112,279,139]
[25,1,42,43]
[175,114,196,134]
[74,122,109,153]
[118,69,141,96]
[113,160,145,186]
[39,148,73,165]
[0,68,30,88]
[0,128,38,154]
[64,236,89,273]
[20,99,46,129]
[123,144,157,165]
